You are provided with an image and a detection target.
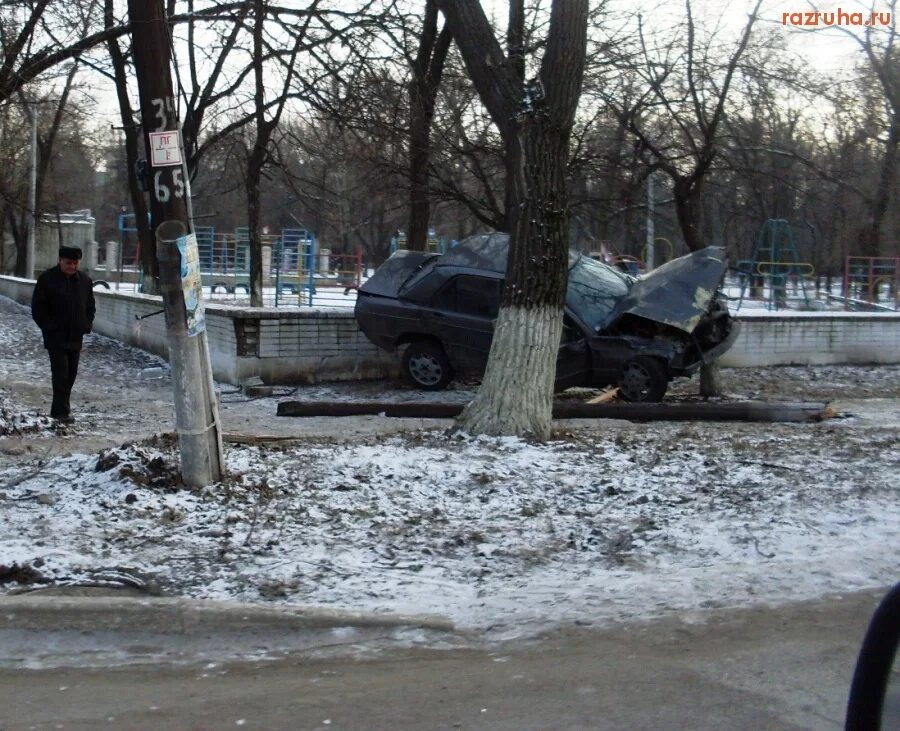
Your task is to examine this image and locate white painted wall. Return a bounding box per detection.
[719,313,900,367]
[0,276,397,385]
[3,276,899,384]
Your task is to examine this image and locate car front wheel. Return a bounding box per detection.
[402,341,454,391]
[618,356,669,402]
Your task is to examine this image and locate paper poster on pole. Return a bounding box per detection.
[176,232,206,337]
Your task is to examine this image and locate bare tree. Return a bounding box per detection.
[618,0,763,253]
[609,0,761,395]
[832,0,899,256]
[406,0,451,251]
[434,0,588,439]
[0,0,97,275]
[0,0,127,105]
[101,0,159,291]
[242,0,314,306]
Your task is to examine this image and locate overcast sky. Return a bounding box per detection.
[83,0,880,139]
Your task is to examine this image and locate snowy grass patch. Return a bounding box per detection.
[1,423,897,633]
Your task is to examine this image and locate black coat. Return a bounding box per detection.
[31,265,96,350]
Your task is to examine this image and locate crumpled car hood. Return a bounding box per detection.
[610,247,728,333]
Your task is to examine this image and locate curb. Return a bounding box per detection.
[0,595,455,635]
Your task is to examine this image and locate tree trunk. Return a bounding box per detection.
[699,362,724,398]
[407,108,431,252]
[673,175,705,253]
[456,305,562,437]
[247,155,264,307]
[407,2,451,252]
[248,0,266,308]
[440,0,587,439]
[865,116,898,258]
[11,212,26,277]
[106,0,158,293]
[671,175,724,396]
[456,109,573,439]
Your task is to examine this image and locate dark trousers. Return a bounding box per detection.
[48,347,81,417]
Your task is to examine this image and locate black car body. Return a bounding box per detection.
[355,233,739,401]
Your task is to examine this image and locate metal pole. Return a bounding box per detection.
[129,0,224,486]
[645,173,654,271]
[26,106,37,279]
[308,234,317,306]
[274,236,281,307]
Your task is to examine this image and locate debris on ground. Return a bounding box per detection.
[0,561,47,586]
[95,442,183,490]
[0,395,54,437]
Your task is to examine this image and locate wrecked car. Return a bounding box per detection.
[354,233,739,401]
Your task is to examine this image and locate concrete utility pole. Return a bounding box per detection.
[128,0,225,486]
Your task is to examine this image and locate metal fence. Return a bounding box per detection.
[100,223,364,308]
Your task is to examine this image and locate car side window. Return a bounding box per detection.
[432,276,501,318]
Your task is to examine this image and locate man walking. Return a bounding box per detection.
[31,246,96,423]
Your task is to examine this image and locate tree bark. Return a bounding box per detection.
[105,0,157,293]
[865,116,898,257]
[247,0,266,307]
[699,362,724,398]
[407,2,451,252]
[439,0,588,439]
[247,151,265,307]
[672,175,705,254]
[458,115,571,437]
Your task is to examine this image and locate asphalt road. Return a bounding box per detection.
[2,588,896,731]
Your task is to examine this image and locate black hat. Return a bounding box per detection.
[58,246,83,260]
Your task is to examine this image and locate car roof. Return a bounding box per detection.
[436,232,511,273]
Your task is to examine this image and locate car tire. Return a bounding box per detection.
[402,341,454,391]
[618,356,669,402]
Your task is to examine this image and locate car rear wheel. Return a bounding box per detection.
[403,341,454,391]
[618,356,669,402]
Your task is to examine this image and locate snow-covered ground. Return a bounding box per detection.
[1,294,898,638]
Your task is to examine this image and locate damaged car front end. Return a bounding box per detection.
[355,234,739,401]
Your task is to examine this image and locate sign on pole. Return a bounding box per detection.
[176,232,206,337]
[149,130,183,167]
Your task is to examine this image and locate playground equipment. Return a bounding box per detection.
[110,215,363,307]
[736,219,812,310]
[612,254,643,275]
[842,256,900,311]
[640,237,675,269]
[273,229,317,306]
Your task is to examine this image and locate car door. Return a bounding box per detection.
[428,275,501,371]
[555,313,592,390]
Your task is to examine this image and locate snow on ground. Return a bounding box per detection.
[0,293,898,637]
[0,423,897,635]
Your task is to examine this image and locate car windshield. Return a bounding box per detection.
[566,256,634,331]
